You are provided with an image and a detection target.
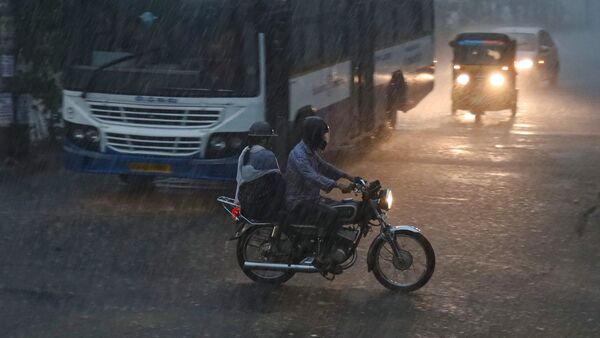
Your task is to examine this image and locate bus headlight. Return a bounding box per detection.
[456,73,470,86]
[72,129,85,141]
[228,136,245,151]
[489,73,506,87]
[65,121,101,151]
[379,189,393,211]
[86,129,100,143]
[516,59,534,70]
[209,136,227,152]
[206,133,248,159]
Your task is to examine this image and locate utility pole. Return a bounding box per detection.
[0,0,14,159]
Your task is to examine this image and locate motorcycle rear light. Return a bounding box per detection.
[231,207,240,220]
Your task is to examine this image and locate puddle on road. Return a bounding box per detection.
[428,196,470,205]
[494,144,537,150]
[447,145,472,156]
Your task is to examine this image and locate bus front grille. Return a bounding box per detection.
[106,133,202,156]
[89,104,221,128]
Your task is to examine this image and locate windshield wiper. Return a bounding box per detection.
[80,47,163,99]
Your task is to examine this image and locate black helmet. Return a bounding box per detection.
[248,121,277,137]
[302,116,329,151]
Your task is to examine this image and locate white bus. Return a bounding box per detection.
[62,0,435,184]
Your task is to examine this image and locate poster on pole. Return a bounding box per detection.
[0,92,13,126]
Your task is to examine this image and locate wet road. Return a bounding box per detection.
[1,31,600,337]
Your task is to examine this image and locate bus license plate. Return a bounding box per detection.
[128,163,172,173]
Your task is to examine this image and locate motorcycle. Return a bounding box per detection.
[217,178,435,292]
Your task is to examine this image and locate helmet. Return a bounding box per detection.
[302,116,330,151]
[248,121,277,137]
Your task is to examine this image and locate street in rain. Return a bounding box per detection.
[1,0,599,337]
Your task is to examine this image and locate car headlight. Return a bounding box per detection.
[456,73,470,86]
[379,189,393,211]
[489,73,506,87]
[516,59,534,70]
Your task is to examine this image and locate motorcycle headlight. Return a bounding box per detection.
[379,189,393,211]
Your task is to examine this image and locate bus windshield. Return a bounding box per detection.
[62,1,259,97]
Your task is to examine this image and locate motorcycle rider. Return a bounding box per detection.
[285,116,355,273]
[235,121,285,222]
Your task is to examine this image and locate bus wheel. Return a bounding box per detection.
[119,174,155,191]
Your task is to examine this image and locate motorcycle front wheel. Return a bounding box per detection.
[370,231,435,292]
[236,224,295,285]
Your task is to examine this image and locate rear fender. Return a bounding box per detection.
[367,226,421,272]
[230,221,274,241]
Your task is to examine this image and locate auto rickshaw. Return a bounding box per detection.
[450,33,518,118]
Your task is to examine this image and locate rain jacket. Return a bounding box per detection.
[235,145,285,221]
[285,141,346,209]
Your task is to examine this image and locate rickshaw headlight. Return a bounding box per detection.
[379,189,393,211]
[490,73,506,87]
[516,59,534,70]
[456,73,470,86]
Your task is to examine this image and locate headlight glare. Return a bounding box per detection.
[379,189,394,211]
[516,59,534,70]
[490,73,506,87]
[456,73,470,86]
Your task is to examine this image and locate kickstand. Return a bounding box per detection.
[320,271,336,282]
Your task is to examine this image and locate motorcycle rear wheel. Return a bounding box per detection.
[237,224,295,284]
[371,231,435,292]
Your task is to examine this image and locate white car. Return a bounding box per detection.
[494,27,560,85]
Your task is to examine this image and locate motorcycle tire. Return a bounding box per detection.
[370,230,435,292]
[237,224,295,285]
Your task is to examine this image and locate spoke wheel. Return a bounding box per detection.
[237,225,295,284]
[371,231,435,292]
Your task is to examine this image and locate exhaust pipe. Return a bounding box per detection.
[244,261,319,273]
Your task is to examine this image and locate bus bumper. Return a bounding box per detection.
[63,144,238,181]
